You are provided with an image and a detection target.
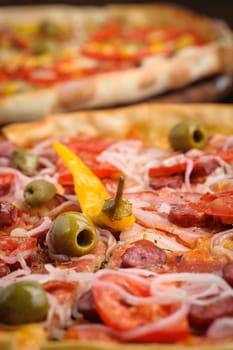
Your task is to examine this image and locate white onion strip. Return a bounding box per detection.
[210,228,233,259]
[27,217,52,236]
[150,272,231,305]
[207,317,233,339]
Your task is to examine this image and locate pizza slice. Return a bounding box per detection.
[0,4,232,124]
[0,103,233,350]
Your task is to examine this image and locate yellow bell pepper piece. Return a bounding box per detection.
[53,141,135,230]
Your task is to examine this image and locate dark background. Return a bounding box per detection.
[0,0,232,29]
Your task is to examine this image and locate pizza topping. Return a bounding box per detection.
[24,179,57,208]
[10,149,39,176]
[82,23,204,63]
[168,203,209,227]
[207,317,233,340]
[92,271,189,342]
[0,280,49,325]
[0,201,20,227]
[47,211,97,258]
[76,289,101,322]
[150,175,183,190]
[222,261,233,288]
[188,295,233,330]
[169,121,207,152]
[53,141,135,230]
[120,241,167,268]
[119,224,190,252]
[210,228,233,260]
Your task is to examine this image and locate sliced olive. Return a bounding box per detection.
[169,121,207,152]
[0,281,49,325]
[24,179,56,208]
[48,211,97,257]
[10,149,39,176]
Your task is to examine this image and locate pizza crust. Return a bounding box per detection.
[56,43,231,112]
[0,4,232,124]
[2,103,233,148]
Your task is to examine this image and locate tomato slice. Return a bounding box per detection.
[0,236,37,256]
[43,280,77,304]
[65,137,114,154]
[0,69,9,83]
[90,21,120,42]
[216,150,233,162]
[149,162,187,177]
[0,173,14,196]
[92,273,188,342]
[191,195,233,224]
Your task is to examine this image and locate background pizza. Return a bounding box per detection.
[0,3,232,124]
[0,103,233,350]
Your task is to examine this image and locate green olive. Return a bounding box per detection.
[48,211,97,257]
[169,121,207,152]
[10,149,39,176]
[38,20,67,37]
[0,281,49,325]
[24,179,56,208]
[32,40,57,55]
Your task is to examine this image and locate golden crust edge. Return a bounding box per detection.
[2,103,233,148]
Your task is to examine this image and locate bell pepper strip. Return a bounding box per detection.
[53,141,135,230]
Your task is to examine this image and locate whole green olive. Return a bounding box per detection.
[32,40,57,55]
[39,20,66,37]
[48,211,97,257]
[24,179,56,208]
[0,281,49,325]
[10,149,39,176]
[169,120,207,152]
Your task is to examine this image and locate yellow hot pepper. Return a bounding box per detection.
[53,141,135,230]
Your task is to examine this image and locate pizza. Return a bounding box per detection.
[0,4,232,124]
[0,103,233,350]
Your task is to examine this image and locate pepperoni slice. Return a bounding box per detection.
[0,201,20,227]
[188,295,233,330]
[222,261,233,288]
[168,204,209,227]
[191,195,233,224]
[150,175,183,190]
[77,289,101,322]
[121,241,167,268]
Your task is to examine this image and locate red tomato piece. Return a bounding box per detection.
[149,162,187,177]
[65,137,114,154]
[92,273,188,342]
[0,236,37,256]
[43,280,77,304]
[90,21,120,42]
[0,174,14,196]
[216,150,233,162]
[191,195,233,224]
[0,69,9,83]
